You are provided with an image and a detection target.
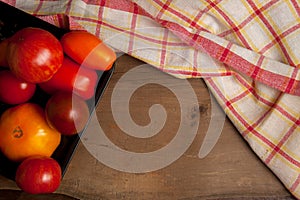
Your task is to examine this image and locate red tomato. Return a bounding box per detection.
[0,70,36,104]
[15,156,62,194]
[45,92,90,135]
[39,56,98,100]
[6,27,64,83]
[60,30,116,71]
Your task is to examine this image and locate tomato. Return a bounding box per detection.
[45,92,90,135]
[15,156,61,194]
[60,30,116,71]
[0,70,36,105]
[39,56,98,100]
[0,103,61,162]
[6,27,64,83]
[0,39,9,67]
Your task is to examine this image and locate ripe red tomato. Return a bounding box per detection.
[0,70,36,104]
[0,103,61,162]
[45,92,90,135]
[39,56,98,100]
[60,30,116,71]
[15,156,62,194]
[6,27,64,83]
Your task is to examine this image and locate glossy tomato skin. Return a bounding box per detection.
[39,56,98,100]
[45,92,90,135]
[0,103,61,162]
[0,70,36,104]
[6,27,64,83]
[15,156,62,194]
[60,30,116,71]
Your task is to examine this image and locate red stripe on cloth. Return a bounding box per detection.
[290,0,300,17]
[275,101,300,125]
[259,23,300,55]
[56,14,67,28]
[252,91,278,108]
[153,0,209,33]
[99,0,105,6]
[205,77,300,169]
[65,0,72,15]
[32,0,44,15]
[95,0,105,37]
[195,35,300,96]
[207,0,251,49]
[256,67,300,96]
[159,28,169,68]
[291,174,300,193]
[155,0,172,19]
[190,0,222,30]
[164,16,300,96]
[127,3,139,53]
[235,69,279,109]
[70,16,187,46]
[190,1,223,38]
[265,119,299,165]
[218,0,278,38]
[219,42,233,63]
[251,56,265,79]
[205,78,274,149]
[190,11,203,28]
[231,73,283,134]
[205,77,255,135]
[153,0,191,23]
[246,0,295,66]
[268,142,300,169]
[226,89,251,107]
[285,68,299,94]
[160,20,208,48]
[242,107,271,136]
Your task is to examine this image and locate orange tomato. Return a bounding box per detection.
[0,103,61,162]
[60,30,116,71]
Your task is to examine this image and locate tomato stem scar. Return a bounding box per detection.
[13,126,23,138]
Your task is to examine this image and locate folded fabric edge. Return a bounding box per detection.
[159,20,300,97]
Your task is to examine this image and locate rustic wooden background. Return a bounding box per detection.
[0,55,295,200]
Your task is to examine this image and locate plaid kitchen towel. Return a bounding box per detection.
[2,0,300,198]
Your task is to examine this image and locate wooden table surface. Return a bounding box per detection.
[0,55,296,200]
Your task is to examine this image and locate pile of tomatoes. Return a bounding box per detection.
[0,27,116,194]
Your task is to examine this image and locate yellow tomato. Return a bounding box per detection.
[0,103,61,162]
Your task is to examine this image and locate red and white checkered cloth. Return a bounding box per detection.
[3,0,300,198]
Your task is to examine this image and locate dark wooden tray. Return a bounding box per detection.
[0,1,114,180]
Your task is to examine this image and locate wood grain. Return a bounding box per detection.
[0,55,295,200]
